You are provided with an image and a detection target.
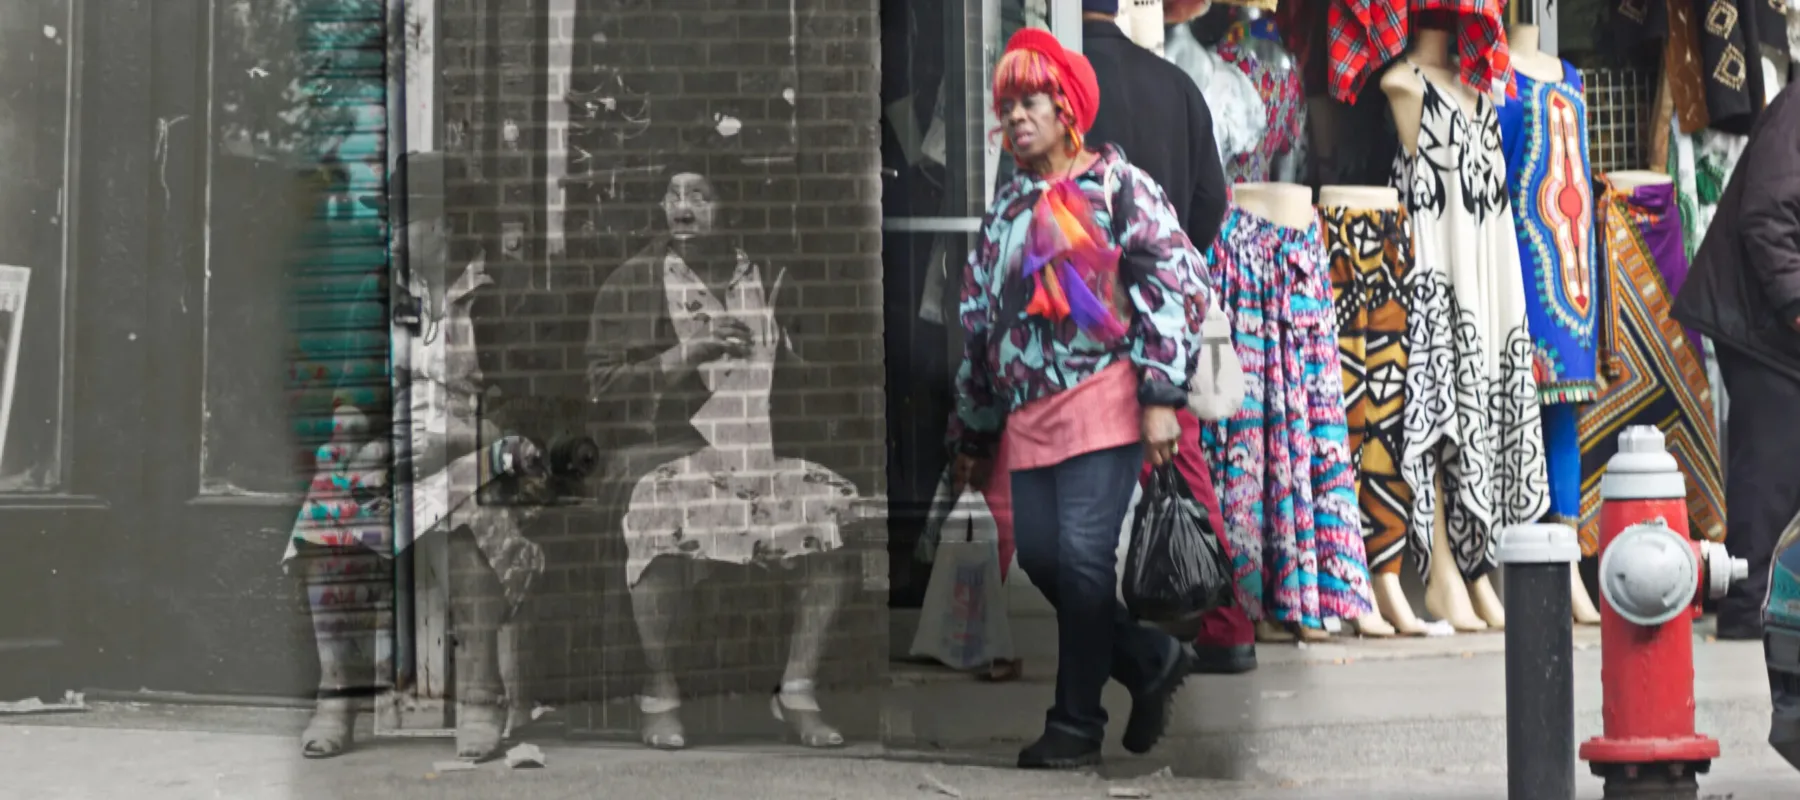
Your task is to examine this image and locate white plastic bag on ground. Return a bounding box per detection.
[909,490,1015,670]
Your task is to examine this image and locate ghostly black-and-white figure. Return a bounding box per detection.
[287,154,584,762]
[588,156,867,750]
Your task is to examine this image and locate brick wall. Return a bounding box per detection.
[433,0,886,737]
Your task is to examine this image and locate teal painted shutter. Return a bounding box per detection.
[290,0,395,694]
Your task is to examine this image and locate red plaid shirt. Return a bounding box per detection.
[1327,0,1410,103]
[1412,0,1514,97]
[1281,0,1514,104]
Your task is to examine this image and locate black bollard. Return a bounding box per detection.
[1497,523,1580,800]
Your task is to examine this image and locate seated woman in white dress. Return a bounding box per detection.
[587,157,871,751]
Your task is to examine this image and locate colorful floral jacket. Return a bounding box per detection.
[947,144,1211,458]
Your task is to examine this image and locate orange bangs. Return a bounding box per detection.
[991,48,1082,158]
[992,47,1062,109]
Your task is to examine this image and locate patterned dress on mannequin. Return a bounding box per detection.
[1388,64,1550,582]
[1496,61,1601,529]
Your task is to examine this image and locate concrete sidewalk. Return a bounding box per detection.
[2,716,1796,800]
[3,615,1796,799]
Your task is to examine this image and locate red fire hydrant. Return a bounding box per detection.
[1580,426,1748,798]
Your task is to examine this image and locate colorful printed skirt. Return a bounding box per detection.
[1203,205,1373,627]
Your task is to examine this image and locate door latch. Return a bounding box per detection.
[394,292,425,334]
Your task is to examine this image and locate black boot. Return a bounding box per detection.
[1717,614,1765,641]
[1122,643,1195,754]
[1017,728,1103,770]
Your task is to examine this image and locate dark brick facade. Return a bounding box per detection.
[433,0,886,736]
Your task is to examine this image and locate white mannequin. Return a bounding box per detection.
[1511,23,1605,627]
[1382,23,1509,633]
[1608,169,1674,192]
[1232,182,1315,230]
[1507,25,1563,83]
[1380,27,1478,158]
[1317,185,1401,211]
[1120,0,1166,56]
[1316,184,1416,638]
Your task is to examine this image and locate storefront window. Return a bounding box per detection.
[880,0,1078,604]
[202,0,369,495]
[0,1,76,492]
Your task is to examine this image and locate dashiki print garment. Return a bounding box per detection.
[1203,205,1373,629]
[1496,61,1600,526]
[1324,205,1416,578]
[1577,181,1725,554]
[1389,64,1550,583]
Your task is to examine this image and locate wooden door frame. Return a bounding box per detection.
[375,0,455,738]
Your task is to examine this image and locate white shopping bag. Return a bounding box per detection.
[909,490,1016,670]
[916,469,998,563]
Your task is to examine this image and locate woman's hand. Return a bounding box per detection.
[1142,405,1181,466]
[685,317,755,365]
[951,453,992,494]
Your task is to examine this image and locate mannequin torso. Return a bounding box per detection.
[1318,185,1401,210]
[1381,27,1477,155]
[1507,25,1564,84]
[1607,169,1674,191]
[1120,0,1166,56]
[1232,182,1315,229]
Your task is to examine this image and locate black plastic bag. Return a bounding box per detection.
[1122,463,1234,622]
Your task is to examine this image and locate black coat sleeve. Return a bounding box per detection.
[1740,95,1800,318]
[1184,83,1228,254]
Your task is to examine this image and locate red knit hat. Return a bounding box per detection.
[999,28,1100,135]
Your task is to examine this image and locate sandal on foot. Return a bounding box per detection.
[300,694,356,759]
[770,681,845,749]
[638,696,687,750]
[978,658,1024,683]
[454,700,508,761]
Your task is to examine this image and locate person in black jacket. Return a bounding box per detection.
[1080,1,1228,252]
[1079,1,1253,677]
[1671,80,1800,643]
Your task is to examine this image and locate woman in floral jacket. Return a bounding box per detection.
[946,28,1211,770]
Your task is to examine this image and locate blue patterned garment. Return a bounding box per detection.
[946,145,1212,457]
[1496,61,1600,522]
[1496,62,1600,405]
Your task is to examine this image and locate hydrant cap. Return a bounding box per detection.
[1495,523,1580,565]
[1601,425,1686,500]
[1598,520,1699,627]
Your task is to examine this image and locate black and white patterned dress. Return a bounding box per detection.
[1389,64,1550,582]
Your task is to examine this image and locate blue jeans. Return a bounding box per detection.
[1010,442,1179,743]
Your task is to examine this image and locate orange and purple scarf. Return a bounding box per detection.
[1020,178,1127,342]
